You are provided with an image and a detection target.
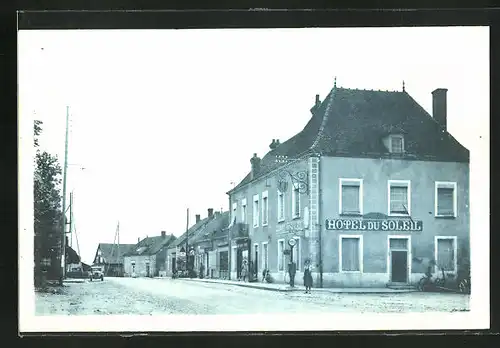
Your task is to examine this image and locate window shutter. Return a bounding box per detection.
[342,185,360,213]
[341,238,360,271]
[390,186,408,213]
[437,187,454,215]
[437,239,454,271]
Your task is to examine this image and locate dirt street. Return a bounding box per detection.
[35,277,470,315]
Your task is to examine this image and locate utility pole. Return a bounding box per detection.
[185,208,189,271]
[60,106,70,283]
[69,192,73,248]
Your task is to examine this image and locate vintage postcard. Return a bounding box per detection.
[18,26,490,332]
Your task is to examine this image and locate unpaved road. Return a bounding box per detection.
[35,277,470,315]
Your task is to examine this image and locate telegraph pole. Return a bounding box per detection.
[185,208,189,271]
[60,106,70,282]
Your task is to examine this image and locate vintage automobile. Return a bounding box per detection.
[89,266,104,281]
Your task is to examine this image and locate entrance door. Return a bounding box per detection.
[236,249,242,278]
[146,263,150,277]
[172,257,176,273]
[391,251,408,282]
[389,237,410,283]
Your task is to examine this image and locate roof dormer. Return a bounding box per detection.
[383,134,405,154]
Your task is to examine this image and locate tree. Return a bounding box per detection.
[34,120,63,287]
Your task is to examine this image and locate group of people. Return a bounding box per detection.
[290,258,313,293]
[239,258,314,294]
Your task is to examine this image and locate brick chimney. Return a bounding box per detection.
[432,88,448,131]
[137,237,140,243]
[250,153,261,179]
[161,231,166,238]
[269,139,281,150]
[195,214,201,223]
[208,208,214,218]
[310,94,321,114]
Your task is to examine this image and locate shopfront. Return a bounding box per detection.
[234,237,250,279]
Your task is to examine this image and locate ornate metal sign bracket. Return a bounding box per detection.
[276,155,309,194]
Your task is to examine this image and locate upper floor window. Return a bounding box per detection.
[291,183,300,219]
[435,182,457,217]
[388,180,411,216]
[241,198,247,223]
[262,191,269,226]
[253,194,260,227]
[390,135,404,153]
[277,190,285,222]
[339,178,363,215]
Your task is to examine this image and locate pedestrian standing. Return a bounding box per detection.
[241,260,248,282]
[303,259,313,294]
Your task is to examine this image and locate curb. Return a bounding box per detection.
[170,278,418,294]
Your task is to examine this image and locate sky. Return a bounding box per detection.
[18,27,489,265]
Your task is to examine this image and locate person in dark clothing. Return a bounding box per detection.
[303,259,313,293]
[288,261,296,287]
[199,263,205,279]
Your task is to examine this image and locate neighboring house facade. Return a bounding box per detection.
[190,211,230,279]
[165,208,224,277]
[123,232,176,278]
[93,243,136,277]
[227,83,469,288]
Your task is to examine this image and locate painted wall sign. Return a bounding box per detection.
[277,221,304,235]
[325,219,423,232]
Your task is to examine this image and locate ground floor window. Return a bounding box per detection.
[339,235,363,272]
[262,242,269,270]
[435,236,457,272]
[278,239,285,271]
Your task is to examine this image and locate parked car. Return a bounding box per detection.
[89,266,104,281]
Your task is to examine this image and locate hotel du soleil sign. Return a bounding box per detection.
[326,218,423,232]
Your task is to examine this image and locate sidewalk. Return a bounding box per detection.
[161,277,417,294]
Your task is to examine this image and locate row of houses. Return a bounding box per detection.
[93,80,470,288]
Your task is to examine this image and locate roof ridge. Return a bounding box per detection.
[310,86,336,150]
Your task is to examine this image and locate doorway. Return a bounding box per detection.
[146,263,150,277]
[236,249,242,279]
[388,236,411,283]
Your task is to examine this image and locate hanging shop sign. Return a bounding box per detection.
[236,238,249,249]
[325,219,423,232]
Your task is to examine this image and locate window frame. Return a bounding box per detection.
[262,191,269,226]
[390,134,405,154]
[253,194,260,228]
[338,235,364,273]
[241,198,247,223]
[339,178,364,215]
[435,181,458,218]
[291,183,301,219]
[434,236,458,274]
[277,238,285,272]
[387,180,412,217]
[277,190,285,223]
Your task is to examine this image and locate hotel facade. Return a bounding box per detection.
[226,82,469,288]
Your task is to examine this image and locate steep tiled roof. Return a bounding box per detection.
[229,86,469,193]
[96,243,136,264]
[124,235,176,256]
[191,211,230,244]
[170,216,211,249]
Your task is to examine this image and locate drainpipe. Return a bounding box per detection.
[318,155,323,288]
